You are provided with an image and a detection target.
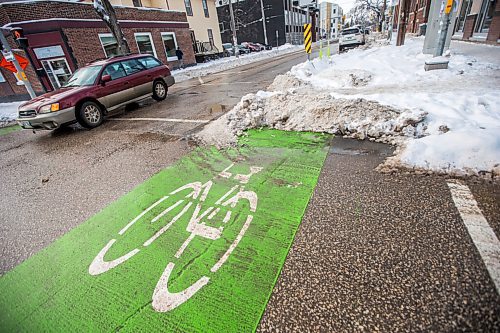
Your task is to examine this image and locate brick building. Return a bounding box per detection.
[393,0,432,35]
[454,0,499,44]
[0,0,196,101]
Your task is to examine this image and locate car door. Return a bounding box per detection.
[97,62,132,110]
[121,58,151,99]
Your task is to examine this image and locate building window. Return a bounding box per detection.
[41,58,72,89]
[207,29,214,45]
[184,0,193,16]
[132,0,142,7]
[0,71,5,83]
[161,32,178,61]
[134,33,157,57]
[99,34,120,58]
[202,0,209,17]
[475,0,496,33]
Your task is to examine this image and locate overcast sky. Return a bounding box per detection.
[318,0,357,13]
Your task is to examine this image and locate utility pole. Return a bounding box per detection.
[0,30,36,98]
[260,0,268,45]
[228,0,239,57]
[434,0,453,56]
[287,0,293,44]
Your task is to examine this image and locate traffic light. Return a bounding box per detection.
[10,27,29,49]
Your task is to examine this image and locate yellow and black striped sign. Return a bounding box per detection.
[304,23,312,54]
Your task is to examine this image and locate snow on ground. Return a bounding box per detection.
[172,44,300,82]
[197,37,500,178]
[0,102,23,127]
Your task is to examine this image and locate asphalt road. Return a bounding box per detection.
[1,46,499,332]
[258,138,500,332]
[0,48,316,274]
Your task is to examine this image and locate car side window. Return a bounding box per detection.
[138,56,162,69]
[121,59,145,75]
[103,63,126,81]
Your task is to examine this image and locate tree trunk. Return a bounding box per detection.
[381,0,386,32]
[95,0,130,55]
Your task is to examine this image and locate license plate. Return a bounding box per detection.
[20,121,33,129]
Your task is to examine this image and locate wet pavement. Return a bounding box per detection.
[258,137,500,332]
[0,49,314,274]
[1,47,499,332]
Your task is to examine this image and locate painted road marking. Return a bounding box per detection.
[109,117,209,124]
[0,129,330,332]
[447,180,500,294]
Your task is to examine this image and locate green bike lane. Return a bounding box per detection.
[0,130,330,332]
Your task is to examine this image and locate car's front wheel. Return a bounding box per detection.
[152,80,167,101]
[77,101,104,129]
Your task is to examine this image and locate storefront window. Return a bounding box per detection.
[99,34,120,58]
[456,0,473,33]
[41,58,72,89]
[476,0,497,33]
[135,33,157,57]
[161,33,178,61]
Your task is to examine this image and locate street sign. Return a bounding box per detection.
[304,23,312,54]
[444,0,454,14]
[2,50,14,62]
[0,53,29,73]
[15,71,28,81]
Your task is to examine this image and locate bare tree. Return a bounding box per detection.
[94,0,130,54]
[350,0,386,31]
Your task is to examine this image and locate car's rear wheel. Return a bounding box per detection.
[152,80,167,101]
[77,101,104,129]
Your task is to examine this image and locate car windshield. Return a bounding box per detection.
[63,65,103,87]
[342,28,360,35]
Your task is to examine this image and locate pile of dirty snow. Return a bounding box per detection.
[199,37,500,179]
[197,87,426,148]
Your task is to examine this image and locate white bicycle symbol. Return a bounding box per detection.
[88,163,263,312]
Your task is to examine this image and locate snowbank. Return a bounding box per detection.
[0,102,23,127]
[172,44,300,83]
[198,37,500,179]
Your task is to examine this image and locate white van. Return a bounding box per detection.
[339,27,365,51]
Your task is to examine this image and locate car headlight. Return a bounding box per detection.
[39,103,60,114]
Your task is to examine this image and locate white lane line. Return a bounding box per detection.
[109,117,209,124]
[447,180,500,294]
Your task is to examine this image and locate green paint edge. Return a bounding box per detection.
[252,134,331,332]
[0,125,21,136]
[0,129,331,332]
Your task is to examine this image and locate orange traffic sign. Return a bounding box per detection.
[445,0,454,14]
[0,54,29,73]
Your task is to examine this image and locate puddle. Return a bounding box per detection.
[330,147,369,155]
[210,104,226,114]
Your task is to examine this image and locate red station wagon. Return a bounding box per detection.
[17,54,175,130]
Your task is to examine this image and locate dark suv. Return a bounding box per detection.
[17,54,175,130]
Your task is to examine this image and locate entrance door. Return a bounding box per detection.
[41,58,72,90]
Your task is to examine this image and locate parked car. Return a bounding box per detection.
[17,54,175,130]
[339,27,366,51]
[222,43,233,57]
[241,42,262,52]
[254,43,269,51]
[222,43,251,56]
